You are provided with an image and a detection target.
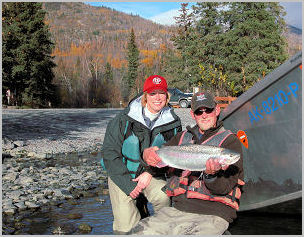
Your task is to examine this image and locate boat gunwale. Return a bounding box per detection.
[239,190,302,212]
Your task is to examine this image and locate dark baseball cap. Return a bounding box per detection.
[191,91,216,112]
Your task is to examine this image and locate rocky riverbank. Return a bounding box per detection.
[2,109,121,234]
[2,151,110,234]
[2,108,193,234]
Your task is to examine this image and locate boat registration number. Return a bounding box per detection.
[248,82,299,124]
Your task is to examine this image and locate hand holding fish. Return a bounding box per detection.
[143,146,161,167]
[130,172,152,199]
[205,158,229,175]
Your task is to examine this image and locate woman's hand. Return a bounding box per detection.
[129,172,152,199]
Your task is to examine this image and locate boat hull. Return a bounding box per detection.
[219,52,302,213]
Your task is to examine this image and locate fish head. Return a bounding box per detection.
[219,149,240,166]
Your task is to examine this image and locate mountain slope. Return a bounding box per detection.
[44,2,174,56]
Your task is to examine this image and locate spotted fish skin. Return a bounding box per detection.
[155,144,240,171]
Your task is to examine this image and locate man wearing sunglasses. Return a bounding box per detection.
[130,91,244,235]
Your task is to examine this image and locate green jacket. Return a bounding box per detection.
[102,94,182,195]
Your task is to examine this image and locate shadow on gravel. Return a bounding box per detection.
[2,109,122,141]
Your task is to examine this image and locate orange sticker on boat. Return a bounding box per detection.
[237,130,248,149]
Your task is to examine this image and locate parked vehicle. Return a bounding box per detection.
[168,88,193,108]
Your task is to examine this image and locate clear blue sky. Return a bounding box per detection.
[86,2,302,29]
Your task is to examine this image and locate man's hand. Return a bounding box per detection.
[129,172,152,199]
[205,158,229,175]
[143,146,161,166]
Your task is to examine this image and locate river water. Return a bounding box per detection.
[25,194,114,235]
[25,195,302,235]
[25,190,301,235]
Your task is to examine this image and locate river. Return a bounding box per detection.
[25,193,301,235]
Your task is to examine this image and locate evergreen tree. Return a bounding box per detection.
[192,2,228,93]
[190,2,288,96]
[126,28,139,96]
[2,2,56,107]
[219,2,288,95]
[164,3,195,91]
[162,48,188,89]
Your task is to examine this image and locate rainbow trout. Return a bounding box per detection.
[155,144,240,171]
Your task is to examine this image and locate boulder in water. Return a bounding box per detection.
[78,223,92,233]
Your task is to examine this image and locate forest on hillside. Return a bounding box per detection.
[2,2,302,108]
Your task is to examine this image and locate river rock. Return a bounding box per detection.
[17,176,34,185]
[67,213,83,219]
[11,185,23,191]
[52,223,77,235]
[27,152,37,157]
[2,138,15,150]
[60,167,72,174]
[14,221,27,229]
[7,190,24,200]
[53,189,70,198]
[78,223,92,233]
[32,193,45,201]
[3,199,14,207]
[20,168,30,175]
[67,199,78,205]
[43,188,53,196]
[86,171,96,177]
[38,198,50,205]
[36,153,47,159]
[3,205,17,215]
[14,201,27,211]
[102,189,110,195]
[24,201,40,209]
[70,173,83,180]
[2,172,18,181]
[14,140,25,147]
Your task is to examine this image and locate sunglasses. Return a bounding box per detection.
[194,107,214,116]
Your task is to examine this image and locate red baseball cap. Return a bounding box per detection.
[143,75,168,93]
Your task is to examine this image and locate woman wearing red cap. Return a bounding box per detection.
[102,75,182,234]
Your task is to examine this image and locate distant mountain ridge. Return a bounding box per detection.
[284,24,302,56]
[43,2,301,62]
[287,24,302,35]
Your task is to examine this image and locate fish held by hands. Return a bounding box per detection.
[155,144,240,171]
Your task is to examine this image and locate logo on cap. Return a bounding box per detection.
[196,93,207,101]
[152,77,162,84]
